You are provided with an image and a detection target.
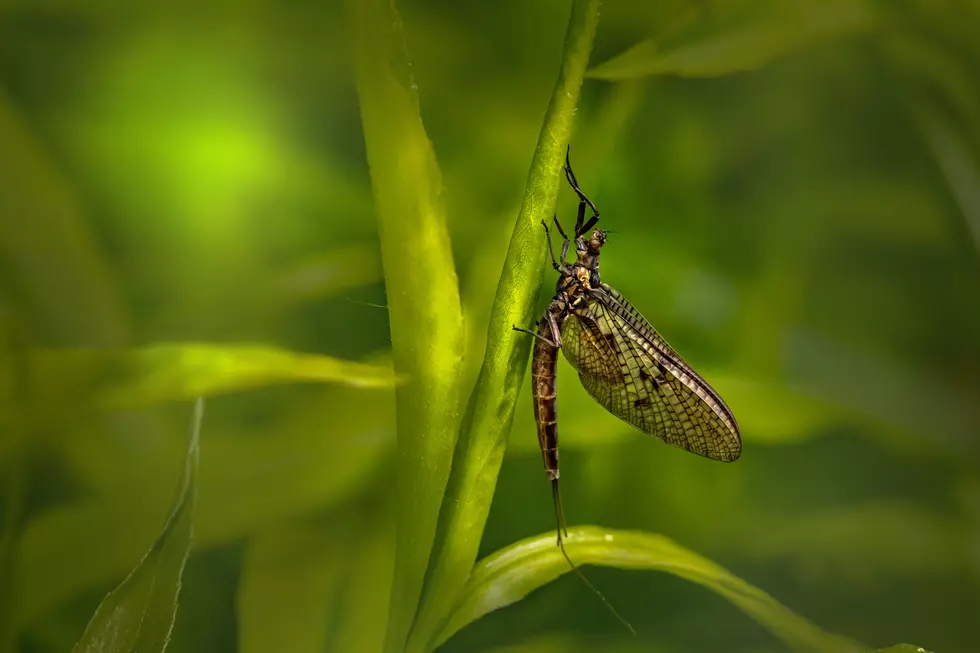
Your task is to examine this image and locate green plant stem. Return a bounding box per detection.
[346,1,466,652]
[405,1,601,651]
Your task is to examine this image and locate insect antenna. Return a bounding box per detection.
[552,478,637,637]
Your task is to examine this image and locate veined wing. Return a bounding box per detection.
[561,283,740,461]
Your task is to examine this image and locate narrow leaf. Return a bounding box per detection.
[14,343,397,419]
[71,397,204,653]
[406,2,602,651]
[346,0,467,652]
[588,1,873,80]
[436,527,864,653]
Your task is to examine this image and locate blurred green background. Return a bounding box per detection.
[1,0,979,652]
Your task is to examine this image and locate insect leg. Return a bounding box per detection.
[564,146,600,237]
[546,310,563,348]
[551,212,570,240]
[580,213,600,236]
[552,215,571,265]
[512,325,559,348]
[540,219,566,272]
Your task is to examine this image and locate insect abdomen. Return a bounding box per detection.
[531,316,560,480]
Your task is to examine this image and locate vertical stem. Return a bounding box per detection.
[346,0,466,652]
[406,1,602,651]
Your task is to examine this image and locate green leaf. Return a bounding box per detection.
[70,397,204,653]
[346,0,467,652]
[405,1,602,651]
[874,646,933,653]
[13,343,398,420]
[587,0,874,80]
[435,527,864,653]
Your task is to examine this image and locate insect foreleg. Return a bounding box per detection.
[579,213,600,236]
[564,146,600,237]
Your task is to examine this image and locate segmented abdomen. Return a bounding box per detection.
[531,315,560,480]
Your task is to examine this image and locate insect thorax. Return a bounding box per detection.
[553,269,593,313]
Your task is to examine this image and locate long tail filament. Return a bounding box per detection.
[551,478,636,636]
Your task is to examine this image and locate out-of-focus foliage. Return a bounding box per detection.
[0,0,977,652]
[12,343,397,420]
[588,0,876,79]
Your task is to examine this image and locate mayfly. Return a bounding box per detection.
[515,148,741,552]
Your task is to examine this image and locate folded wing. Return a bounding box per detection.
[561,283,741,461]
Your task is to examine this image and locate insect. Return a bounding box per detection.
[515,147,742,550]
